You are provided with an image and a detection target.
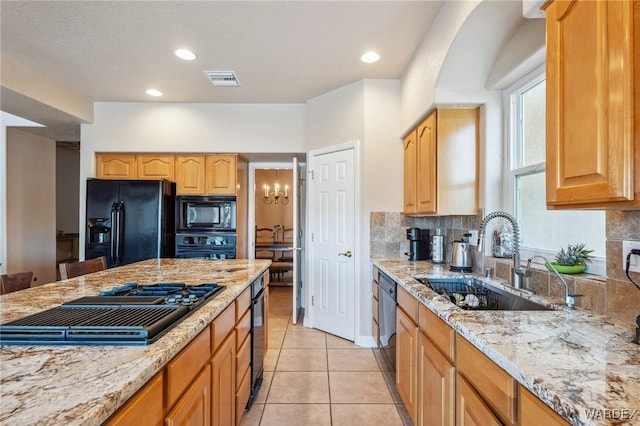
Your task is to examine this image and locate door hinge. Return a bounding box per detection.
[311,233,314,242]
[312,295,315,306]
[308,170,314,180]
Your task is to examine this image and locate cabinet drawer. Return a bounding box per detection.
[236,308,251,351]
[456,335,516,425]
[166,328,211,408]
[236,287,251,321]
[236,333,251,391]
[372,266,379,282]
[105,371,164,426]
[236,366,251,425]
[419,303,454,361]
[372,280,379,300]
[212,302,236,353]
[519,385,569,426]
[397,286,418,323]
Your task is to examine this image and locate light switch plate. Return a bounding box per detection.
[622,240,640,273]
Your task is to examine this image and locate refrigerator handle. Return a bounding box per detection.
[110,203,118,264]
[116,201,124,265]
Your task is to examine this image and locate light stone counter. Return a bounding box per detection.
[0,258,270,426]
[373,258,640,426]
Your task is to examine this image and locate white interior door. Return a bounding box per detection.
[291,157,303,324]
[309,147,355,341]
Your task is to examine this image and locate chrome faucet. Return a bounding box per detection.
[526,255,576,309]
[477,211,528,289]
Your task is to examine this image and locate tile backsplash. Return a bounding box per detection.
[370,210,640,324]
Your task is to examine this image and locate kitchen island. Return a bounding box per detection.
[373,258,640,426]
[0,258,270,426]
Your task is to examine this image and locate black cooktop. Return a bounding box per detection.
[0,282,226,346]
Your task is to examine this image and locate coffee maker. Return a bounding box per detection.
[405,227,431,261]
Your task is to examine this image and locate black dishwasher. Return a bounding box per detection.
[378,271,397,371]
[247,275,265,408]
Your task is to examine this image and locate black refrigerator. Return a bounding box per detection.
[85,179,176,268]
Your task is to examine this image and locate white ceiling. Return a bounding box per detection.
[1,1,444,140]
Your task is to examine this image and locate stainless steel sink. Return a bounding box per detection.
[414,276,555,311]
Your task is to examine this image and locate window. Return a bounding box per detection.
[504,68,606,275]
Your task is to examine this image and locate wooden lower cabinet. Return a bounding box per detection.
[396,306,418,424]
[211,332,236,426]
[456,374,501,426]
[104,372,164,426]
[418,332,455,426]
[166,365,211,426]
[519,385,569,426]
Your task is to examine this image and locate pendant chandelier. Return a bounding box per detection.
[262,170,289,205]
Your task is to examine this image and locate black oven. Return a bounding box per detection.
[175,232,236,259]
[176,196,236,232]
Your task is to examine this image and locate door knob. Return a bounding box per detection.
[339,250,353,258]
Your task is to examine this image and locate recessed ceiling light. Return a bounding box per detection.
[145,89,163,97]
[361,51,380,64]
[174,48,197,61]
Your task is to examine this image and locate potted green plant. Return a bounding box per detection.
[548,243,593,274]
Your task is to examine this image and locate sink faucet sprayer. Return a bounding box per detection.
[477,211,528,289]
[526,255,576,309]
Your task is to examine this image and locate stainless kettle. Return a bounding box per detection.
[450,233,472,272]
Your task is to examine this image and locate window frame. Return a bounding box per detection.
[502,66,606,276]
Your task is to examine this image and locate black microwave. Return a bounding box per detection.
[177,196,236,231]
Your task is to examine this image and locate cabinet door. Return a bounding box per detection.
[519,385,569,426]
[456,374,501,426]
[403,130,418,215]
[137,154,175,181]
[418,332,455,426]
[96,154,137,179]
[546,0,636,207]
[176,155,206,195]
[165,365,211,426]
[206,154,237,195]
[416,112,437,214]
[396,307,418,424]
[105,372,164,426]
[211,332,236,426]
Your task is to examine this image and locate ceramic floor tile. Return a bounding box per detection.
[326,333,359,348]
[266,371,330,404]
[268,317,290,332]
[331,404,404,426]
[286,320,310,332]
[240,403,264,426]
[260,404,331,426]
[263,348,280,372]
[255,371,273,404]
[328,349,379,371]
[329,371,394,403]
[276,348,328,372]
[268,331,285,349]
[282,331,326,348]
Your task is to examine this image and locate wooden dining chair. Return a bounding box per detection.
[0,271,33,295]
[255,227,275,260]
[59,256,107,280]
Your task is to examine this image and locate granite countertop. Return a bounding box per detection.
[373,258,640,426]
[0,258,270,426]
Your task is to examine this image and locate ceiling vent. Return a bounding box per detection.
[204,71,240,86]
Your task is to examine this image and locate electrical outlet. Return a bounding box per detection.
[468,229,479,246]
[622,240,640,273]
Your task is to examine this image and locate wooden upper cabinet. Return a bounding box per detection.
[205,154,237,195]
[137,154,175,181]
[403,130,418,214]
[416,112,437,214]
[545,0,640,208]
[96,154,137,179]
[403,108,478,216]
[175,155,206,195]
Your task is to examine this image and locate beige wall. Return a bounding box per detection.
[254,169,293,234]
[7,128,57,285]
[56,144,80,234]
